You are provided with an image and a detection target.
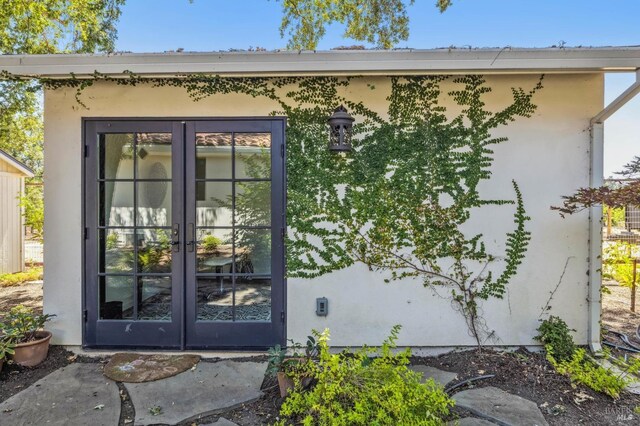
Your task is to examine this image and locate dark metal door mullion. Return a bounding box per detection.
[231,131,236,322]
[132,132,139,320]
[177,121,187,351]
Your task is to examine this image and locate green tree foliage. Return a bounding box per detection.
[603,242,638,288]
[278,0,452,49]
[0,0,125,237]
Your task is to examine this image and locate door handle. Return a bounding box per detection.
[187,223,195,253]
[172,223,180,253]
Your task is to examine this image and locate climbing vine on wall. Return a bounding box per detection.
[1,70,543,344]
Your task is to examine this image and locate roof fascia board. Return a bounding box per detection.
[1,48,640,77]
[0,150,35,177]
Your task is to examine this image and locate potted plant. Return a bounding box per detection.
[267,335,317,397]
[1,305,55,367]
[0,338,15,372]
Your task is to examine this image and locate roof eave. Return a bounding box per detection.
[1,47,640,77]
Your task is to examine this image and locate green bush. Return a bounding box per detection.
[547,347,629,399]
[535,316,576,362]
[275,325,454,426]
[202,234,222,252]
[0,305,55,344]
[0,267,43,287]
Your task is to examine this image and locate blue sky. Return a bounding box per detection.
[114,0,640,175]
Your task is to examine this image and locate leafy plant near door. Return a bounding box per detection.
[535,315,640,399]
[0,305,55,367]
[2,70,543,344]
[275,326,454,425]
[267,335,318,397]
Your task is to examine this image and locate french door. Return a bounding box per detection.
[83,119,285,349]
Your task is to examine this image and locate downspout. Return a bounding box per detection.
[588,69,640,353]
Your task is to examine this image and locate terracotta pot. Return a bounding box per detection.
[277,371,295,397]
[276,371,313,398]
[12,331,52,367]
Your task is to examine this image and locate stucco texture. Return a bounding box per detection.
[43,74,602,347]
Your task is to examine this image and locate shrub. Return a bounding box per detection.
[535,316,576,362]
[538,315,640,399]
[0,305,55,343]
[202,234,222,252]
[547,347,629,399]
[275,325,454,426]
[0,267,43,287]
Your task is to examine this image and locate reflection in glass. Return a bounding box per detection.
[137,276,172,321]
[137,133,172,179]
[100,181,134,226]
[137,181,171,226]
[100,229,134,273]
[235,277,271,322]
[197,277,233,321]
[196,182,232,226]
[196,133,232,179]
[235,181,271,226]
[196,229,233,273]
[137,229,172,273]
[236,229,271,275]
[99,276,134,320]
[99,134,134,179]
[235,133,271,179]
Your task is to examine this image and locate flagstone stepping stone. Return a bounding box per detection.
[0,363,120,426]
[409,365,458,387]
[202,418,239,426]
[125,360,266,425]
[449,417,498,425]
[453,386,548,426]
[104,352,200,382]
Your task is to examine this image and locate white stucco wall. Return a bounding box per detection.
[43,74,602,347]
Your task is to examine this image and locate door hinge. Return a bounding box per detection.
[280,311,286,323]
[83,310,88,322]
[280,144,285,158]
[84,145,88,157]
[84,227,88,239]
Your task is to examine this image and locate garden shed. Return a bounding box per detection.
[0,149,34,274]
[1,48,639,351]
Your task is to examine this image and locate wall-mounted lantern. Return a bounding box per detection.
[327,105,354,152]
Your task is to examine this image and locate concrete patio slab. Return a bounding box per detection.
[409,365,458,387]
[453,386,548,426]
[0,363,120,426]
[125,360,266,425]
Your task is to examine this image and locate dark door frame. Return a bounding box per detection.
[82,117,287,350]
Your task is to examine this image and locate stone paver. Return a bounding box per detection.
[453,386,548,426]
[0,363,120,426]
[449,417,498,426]
[409,365,458,387]
[203,418,240,426]
[125,360,266,425]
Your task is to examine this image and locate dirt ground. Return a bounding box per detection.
[2,282,640,425]
[0,280,43,315]
[603,284,640,346]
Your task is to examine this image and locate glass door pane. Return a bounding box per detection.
[185,121,285,349]
[85,121,182,348]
